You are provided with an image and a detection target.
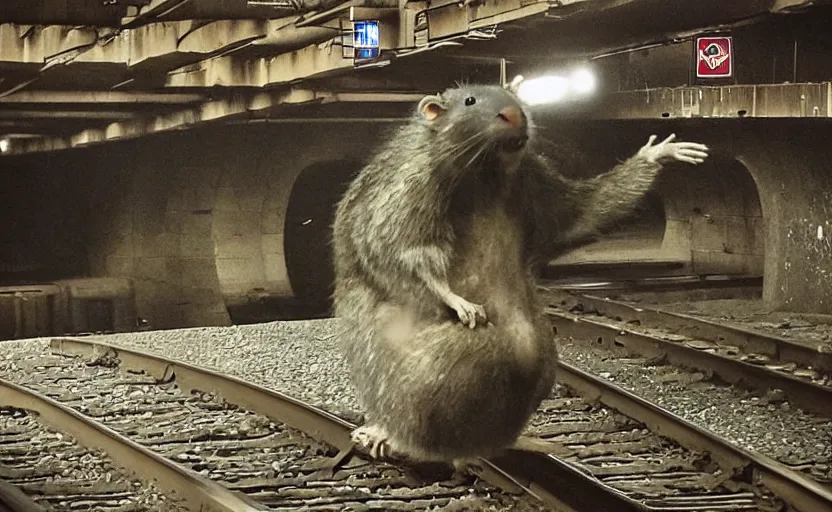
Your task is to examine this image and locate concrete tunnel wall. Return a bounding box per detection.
[654,156,765,276]
[37,121,390,330]
[732,121,832,313]
[1,116,828,327]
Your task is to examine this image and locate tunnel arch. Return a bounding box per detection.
[654,154,765,276]
[283,159,364,308]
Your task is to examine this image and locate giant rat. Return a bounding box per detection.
[331,83,709,469]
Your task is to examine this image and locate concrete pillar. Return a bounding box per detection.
[734,122,832,313]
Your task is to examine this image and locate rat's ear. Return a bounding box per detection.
[506,75,524,94]
[418,95,447,121]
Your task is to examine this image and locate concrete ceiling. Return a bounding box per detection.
[0,0,823,155]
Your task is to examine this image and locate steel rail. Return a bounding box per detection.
[0,481,44,512]
[556,361,832,512]
[541,260,687,280]
[546,306,832,418]
[539,274,762,293]
[0,373,267,512]
[546,289,832,373]
[50,336,650,512]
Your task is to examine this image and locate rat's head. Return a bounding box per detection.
[416,84,532,172]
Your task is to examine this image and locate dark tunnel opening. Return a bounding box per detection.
[283,159,364,311]
[0,155,90,285]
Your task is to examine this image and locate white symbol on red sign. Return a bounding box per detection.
[696,36,733,78]
[701,43,729,70]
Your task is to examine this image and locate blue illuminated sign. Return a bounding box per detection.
[352,20,380,60]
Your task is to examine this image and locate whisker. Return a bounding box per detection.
[462,140,490,171]
[435,132,488,167]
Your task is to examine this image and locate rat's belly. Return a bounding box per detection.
[448,204,535,320]
[448,204,545,370]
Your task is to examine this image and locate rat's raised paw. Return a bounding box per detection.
[446,293,487,328]
[637,134,709,165]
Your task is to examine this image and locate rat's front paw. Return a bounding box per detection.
[447,294,487,328]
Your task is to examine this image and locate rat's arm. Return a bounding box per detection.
[347,184,486,329]
[522,134,709,264]
[398,245,486,328]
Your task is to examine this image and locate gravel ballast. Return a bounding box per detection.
[6,317,830,488]
[90,320,362,421]
[558,340,832,485]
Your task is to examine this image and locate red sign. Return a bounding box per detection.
[696,36,733,78]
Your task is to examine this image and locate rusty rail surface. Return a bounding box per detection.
[556,361,832,512]
[50,336,655,512]
[546,289,832,373]
[0,480,44,512]
[540,272,762,293]
[0,371,267,512]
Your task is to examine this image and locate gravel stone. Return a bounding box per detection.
[0,338,545,511]
[83,320,363,421]
[0,357,190,511]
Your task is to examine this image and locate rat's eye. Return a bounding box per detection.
[464,96,476,106]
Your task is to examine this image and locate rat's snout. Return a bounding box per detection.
[496,107,525,128]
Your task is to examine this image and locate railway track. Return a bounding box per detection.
[0,337,825,511]
[0,338,547,512]
[0,336,827,511]
[0,383,197,511]
[542,288,832,418]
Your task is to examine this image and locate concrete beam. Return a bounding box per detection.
[166,40,353,87]
[0,91,206,105]
[122,0,192,27]
[3,89,422,155]
[0,110,140,120]
[0,15,343,84]
[568,83,831,120]
[166,0,554,88]
[771,0,819,13]
[0,24,98,65]
[0,1,607,93]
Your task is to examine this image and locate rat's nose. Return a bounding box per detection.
[497,107,524,128]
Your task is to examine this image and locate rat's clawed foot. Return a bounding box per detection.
[446,294,487,329]
[351,424,393,460]
[451,457,485,477]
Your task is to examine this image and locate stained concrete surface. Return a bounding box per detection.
[0,116,828,329]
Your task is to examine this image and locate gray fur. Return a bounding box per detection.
[331,84,663,463]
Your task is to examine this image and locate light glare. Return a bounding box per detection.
[515,75,570,106]
[0,139,8,153]
[569,67,596,95]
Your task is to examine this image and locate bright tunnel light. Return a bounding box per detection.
[515,75,571,106]
[0,139,9,154]
[569,67,597,95]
